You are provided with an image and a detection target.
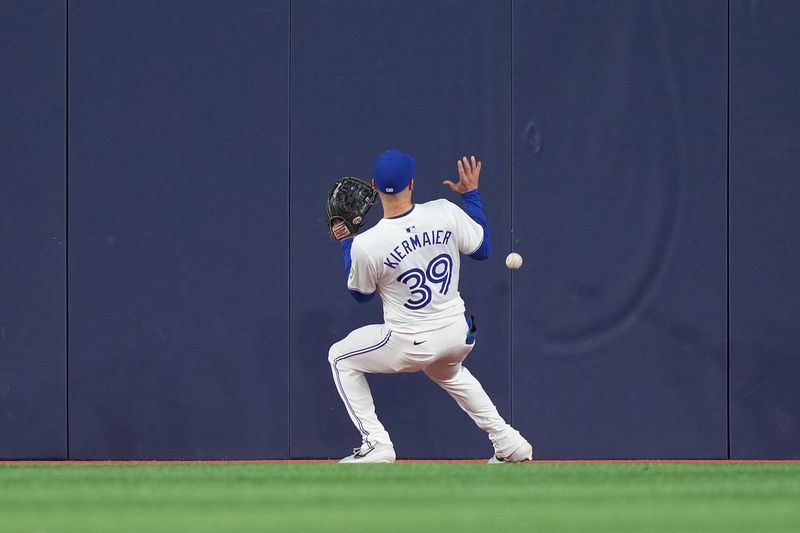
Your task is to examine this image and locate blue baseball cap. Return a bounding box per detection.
[373,149,416,194]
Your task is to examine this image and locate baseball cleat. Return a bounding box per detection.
[488,441,533,464]
[339,443,396,463]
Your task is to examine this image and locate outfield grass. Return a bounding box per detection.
[1,462,799,532]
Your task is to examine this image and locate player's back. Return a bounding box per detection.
[349,198,484,334]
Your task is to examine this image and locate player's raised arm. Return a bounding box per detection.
[443,156,491,260]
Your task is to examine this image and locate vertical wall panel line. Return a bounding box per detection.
[64,0,70,460]
[509,0,514,426]
[287,0,293,459]
[726,0,731,460]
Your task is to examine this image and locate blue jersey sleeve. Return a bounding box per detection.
[461,190,491,260]
[341,240,375,303]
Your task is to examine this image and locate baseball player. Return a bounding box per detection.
[328,148,532,463]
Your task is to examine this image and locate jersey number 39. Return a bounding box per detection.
[396,253,453,310]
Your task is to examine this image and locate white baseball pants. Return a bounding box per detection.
[328,317,518,454]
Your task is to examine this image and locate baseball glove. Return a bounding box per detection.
[326,177,377,241]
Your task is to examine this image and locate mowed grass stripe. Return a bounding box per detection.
[1,463,798,533]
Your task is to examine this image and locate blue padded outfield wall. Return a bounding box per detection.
[289,0,512,460]
[0,1,66,459]
[0,0,798,460]
[67,0,289,459]
[511,1,728,459]
[729,0,800,459]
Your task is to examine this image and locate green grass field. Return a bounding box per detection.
[1,462,799,532]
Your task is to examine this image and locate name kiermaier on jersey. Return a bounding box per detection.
[383,229,453,269]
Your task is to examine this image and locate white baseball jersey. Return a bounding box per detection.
[347,199,484,334]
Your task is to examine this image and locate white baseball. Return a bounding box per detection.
[505,252,523,270]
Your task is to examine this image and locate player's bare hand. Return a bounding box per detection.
[443,155,481,194]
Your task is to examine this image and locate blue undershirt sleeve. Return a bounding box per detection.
[341,239,353,278]
[340,240,375,303]
[461,189,491,260]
